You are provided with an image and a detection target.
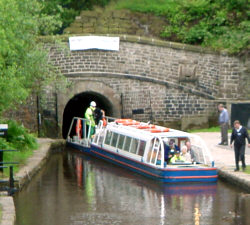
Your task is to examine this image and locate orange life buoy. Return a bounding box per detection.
[136,124,156,129]
[115,119,140,126]
[76,119,82,138]
[123,121,140,126]
[149,128,169,133]
[102,117,107,127]
[115,119,133,124]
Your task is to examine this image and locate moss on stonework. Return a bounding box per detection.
[64,6,167,39]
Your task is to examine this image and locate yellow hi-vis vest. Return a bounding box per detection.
[85,106,95,127]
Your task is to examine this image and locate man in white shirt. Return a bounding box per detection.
[218,104,229,145]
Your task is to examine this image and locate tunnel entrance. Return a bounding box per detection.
[62,91,114,139]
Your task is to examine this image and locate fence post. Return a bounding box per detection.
[0,151,3,173]
[9,166,14,189]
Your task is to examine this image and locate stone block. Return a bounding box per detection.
[181,115,209,131]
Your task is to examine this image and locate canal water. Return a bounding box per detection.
[14,149,250,225]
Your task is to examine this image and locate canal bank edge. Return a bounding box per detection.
[0,138,65,225]
[1,137,250,225]
[218,168,250,193]
[15,138,65,190]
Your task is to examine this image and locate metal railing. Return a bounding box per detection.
[0,149,18,195]
[67,117,93,146]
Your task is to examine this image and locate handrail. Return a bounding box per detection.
[67,117,92,144]
[0,150,18,152]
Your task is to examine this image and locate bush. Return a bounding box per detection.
[40,0,112,34]
[116,0,249,53]
[0,120,38,174]
[1,120,38,152]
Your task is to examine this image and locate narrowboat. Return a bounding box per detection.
[66,117,218,183]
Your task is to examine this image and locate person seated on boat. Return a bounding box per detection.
[170,150,185,164]
[163,139,180,163]
[185,140,196,163]
[85,101,97,138]
[181,145,191,162]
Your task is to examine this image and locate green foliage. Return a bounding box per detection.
[0,120,38,152]
[115,0,249,53]
[187,126,233,133]
[40,0,112,34]
[0,0,65,115]
[0,120,38,174]
[244,165,250,174]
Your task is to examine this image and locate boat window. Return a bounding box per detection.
[111,132,119,147]
[137,141,146,156]
[147,138,159,164]
[93,133,98,143]
[98,131,105,145]
[124,136,132,151]
[156,145,162,166]
[117,135,125,149]
[130,138,139,154]
[151,147,158,164]
[104,130,112,145]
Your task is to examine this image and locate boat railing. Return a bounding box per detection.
[189,134,214,167]
[67,117,92,147]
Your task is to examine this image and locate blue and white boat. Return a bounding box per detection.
[66,117,217,183]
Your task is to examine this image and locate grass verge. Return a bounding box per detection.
[114,0,249,53]
[0,120,38,177]
[187,126,232,133]
[244,166,250,175]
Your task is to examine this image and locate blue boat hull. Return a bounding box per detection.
[66,141,218,183]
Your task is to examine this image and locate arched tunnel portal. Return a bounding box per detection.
[62,91,116,139]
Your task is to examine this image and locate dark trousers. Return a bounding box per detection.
[220,123,228,144]
[234,144,246,170]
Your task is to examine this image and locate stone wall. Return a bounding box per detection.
[64,8,167,38]
[48,36,245,100]
[40,35,248,136]
[7,35,248,136]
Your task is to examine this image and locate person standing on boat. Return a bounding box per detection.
[94,108,107,126]
[230,120,250,172]
[218,104,229,145]
[85,101,96,137]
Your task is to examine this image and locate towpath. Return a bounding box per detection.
[195,132,250,192]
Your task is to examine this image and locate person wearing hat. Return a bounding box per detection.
[85,101,96,137]
[170,150,185,164]
[163,139,180,163]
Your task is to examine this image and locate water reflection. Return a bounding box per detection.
[14,150,250,225]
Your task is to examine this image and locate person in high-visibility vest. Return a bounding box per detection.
[85,101,96,137]
[170,150,185,164]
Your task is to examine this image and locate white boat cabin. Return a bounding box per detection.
[92,119,214,168]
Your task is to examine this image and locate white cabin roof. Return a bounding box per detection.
[106,120,194,140]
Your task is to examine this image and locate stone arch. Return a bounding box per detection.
[58,80,121,138]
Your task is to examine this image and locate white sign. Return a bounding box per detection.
[69,36,120,51]
[0,124,8,130]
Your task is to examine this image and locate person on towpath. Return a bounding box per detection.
[230,120,250,172]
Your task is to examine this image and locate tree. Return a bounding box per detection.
[0,0,63,115]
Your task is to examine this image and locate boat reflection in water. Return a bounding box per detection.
[67,150,218,225]
[15,150,250,225]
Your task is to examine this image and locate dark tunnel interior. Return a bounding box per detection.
[62,91,114,139]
